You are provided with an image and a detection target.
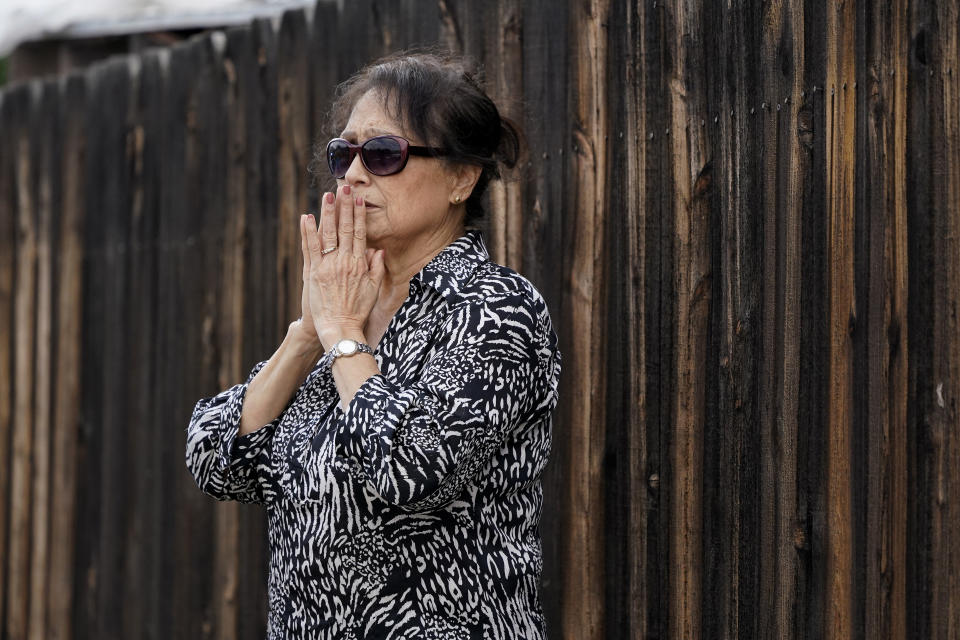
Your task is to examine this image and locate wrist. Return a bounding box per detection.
[319,325,367,352]
[288,319,324,353]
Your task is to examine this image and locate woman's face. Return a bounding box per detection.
[336,90,464,253]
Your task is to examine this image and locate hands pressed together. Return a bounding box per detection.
[299,185,385,351]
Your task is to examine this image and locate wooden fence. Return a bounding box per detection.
[1,0,959,638]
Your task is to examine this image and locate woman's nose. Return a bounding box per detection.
[343,151,369,185]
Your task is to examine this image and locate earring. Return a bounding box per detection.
[454,195,462,204]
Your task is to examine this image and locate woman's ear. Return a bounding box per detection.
[451,164,483,203]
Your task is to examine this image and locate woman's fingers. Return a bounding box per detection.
[337,185,355,254]
[369,249,386,287]
[305,211,322,257]
[320,191,337,253]
[353,194,367,255]
[300,214,311,272]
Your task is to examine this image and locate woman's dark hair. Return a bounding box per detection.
[314,51,523,225]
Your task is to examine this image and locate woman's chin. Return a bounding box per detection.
[363,214,388,243]
[364,229,386,248]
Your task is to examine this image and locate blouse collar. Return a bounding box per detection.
[414,229,490,304]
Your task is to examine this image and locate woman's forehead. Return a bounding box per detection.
[340,91,410,140]
[343,91,400,135]
[339,125,395,139]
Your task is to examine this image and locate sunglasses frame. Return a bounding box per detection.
[326,135,448,178]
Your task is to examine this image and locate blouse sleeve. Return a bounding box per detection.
[343,285,561,513]
[185,360,280,504]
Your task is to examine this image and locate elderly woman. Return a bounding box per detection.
[186,52,560,639]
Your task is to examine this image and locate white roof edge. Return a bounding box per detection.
[58,2,310,39]
[1,0,317,56]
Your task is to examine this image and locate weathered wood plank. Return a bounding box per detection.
[120,59,147,640]
[758,2,806,637]
[666,0,711,638]
[73,59,107,640]
[246,17,280,353]
[129,47,167,640]
[905,2,936,637]
[485,0,524,270]
[7,82,39,640]
[560,0,610,637]
[0,79,17,640]
[386,0,441,51]
[862,1,909,638]
[516,1,569,636]
[27,77,58,640]
[46,71,86,640]
[797,6,830,637]
[89,56,136,640]
[164,36,217,639]
[609,0,651,636]
[707,3,764,638]
[825,0,857,637]
[120,47,167,640]
[148,43,178,640]
[193,31,234,640]
[309,0,341,210]
[435,0,485,65]
[928,2,960,638]
[276,10,311,330]
[183,29,238,640]
[236,23,279,637]
[336,0,380,84]
[641,4,672,638]
[213,26,245,640]
[775,2,807,634]
[231,20,274,637]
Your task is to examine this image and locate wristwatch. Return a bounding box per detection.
[323,338,374,367]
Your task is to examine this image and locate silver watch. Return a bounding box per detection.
[324,338,374,367]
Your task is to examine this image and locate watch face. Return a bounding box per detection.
[337,339,358,355]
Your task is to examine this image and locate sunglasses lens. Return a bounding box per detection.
[362,137,405,175]
[326,140,352,178]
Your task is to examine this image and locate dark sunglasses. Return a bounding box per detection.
[326,135,448,178]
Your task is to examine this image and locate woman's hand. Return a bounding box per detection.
[297,213,322,346]
[301,185,385,350]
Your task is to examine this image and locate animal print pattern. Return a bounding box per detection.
[186,231,561,639]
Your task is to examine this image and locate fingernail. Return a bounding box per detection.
[356,195,363,206]
[325,192,334,204]
[343,185,352,195]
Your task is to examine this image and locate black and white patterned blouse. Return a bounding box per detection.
[186,230,561,639]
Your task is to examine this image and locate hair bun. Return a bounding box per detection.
[496,116,522,171]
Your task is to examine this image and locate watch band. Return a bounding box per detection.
[323,338,374,368]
